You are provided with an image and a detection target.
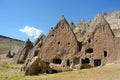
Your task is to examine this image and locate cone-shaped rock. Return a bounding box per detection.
[13,38,33,64]
[103,10,120,37]
[74,19,89,42]
[23,34,46,72]
[21,11,120,75]
[23,16,79,75]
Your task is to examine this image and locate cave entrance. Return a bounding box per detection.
[81,58,90,64]
[53,58,62,64]
[81,58,91,68]
[86,48,93,53]
[67,59,70,67]
[104,51,107,57]
[94,59,101,67]
[33,67,42,75]
[52,69,58,73]
[34,50,39,57]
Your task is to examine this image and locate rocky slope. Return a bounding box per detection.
[0,35,24,55]
[103,10,120,37]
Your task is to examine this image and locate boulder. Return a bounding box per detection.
[6,50,15,58]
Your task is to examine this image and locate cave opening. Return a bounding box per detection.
[86,48,93,53]
[81,58,90,64]
[104,51,107,57]
[67,59,70,66]
[53,58,62,64]
[94,59,101,67]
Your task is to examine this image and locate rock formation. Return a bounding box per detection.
[74,19,90,42]
[6,50,15,58]
[13,39,33,64]
[23,34,46,74]
[103,10,120,37]
[23,16,80,75]
[80,14,116,68]
[16,10,120,75]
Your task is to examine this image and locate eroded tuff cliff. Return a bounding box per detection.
[13,10,120,75]
[103,10,120,37]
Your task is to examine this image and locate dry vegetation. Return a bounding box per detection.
[0,43,10,55]
[0,54,120,80]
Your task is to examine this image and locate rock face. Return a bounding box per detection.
[74,19,90,42]
[21,10,120,75]
[6,50,15,58]
[80,14,117,68]
[69,21,76,30]
[23,34,46,74]
[23,16,80,75]
[13,39,33,64]
[103,10,120,37]
[25,34,46,63]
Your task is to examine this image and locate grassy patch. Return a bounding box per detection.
[0,64,23,69]
[0,63,120,80]
[0,43,10,55]
[0,64,84,80]
[3,70,84,80]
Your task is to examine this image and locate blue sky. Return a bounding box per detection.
[0,0,120,41]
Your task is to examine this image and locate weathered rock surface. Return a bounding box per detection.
[23,16,80,75]
[13,39,33,64]
[103,10,120,37]
[74,19,90,42]
[69,21,76,30]
[21,10,120,75]
[6,50,15,58]
[80,14,117,68]
[22,34,46,75]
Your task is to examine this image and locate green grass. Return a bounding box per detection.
[0,64,23,69]
[0,64,84,80]
[0,39,24,55]
[1,70,84,80]
[1,63,120,80]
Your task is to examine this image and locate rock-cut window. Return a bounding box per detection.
[53,58,62,64]
[104,51,107,57]
[86,48,93,53]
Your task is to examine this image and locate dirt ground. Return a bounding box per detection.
[47,63,120,80]
[0,54,120,80]
[0,54,12,64]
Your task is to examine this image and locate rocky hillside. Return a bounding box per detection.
[103,10,120,37]
[12,10,120,76]
[0,35,24,55]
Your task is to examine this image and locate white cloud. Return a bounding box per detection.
[19,26,43,39]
